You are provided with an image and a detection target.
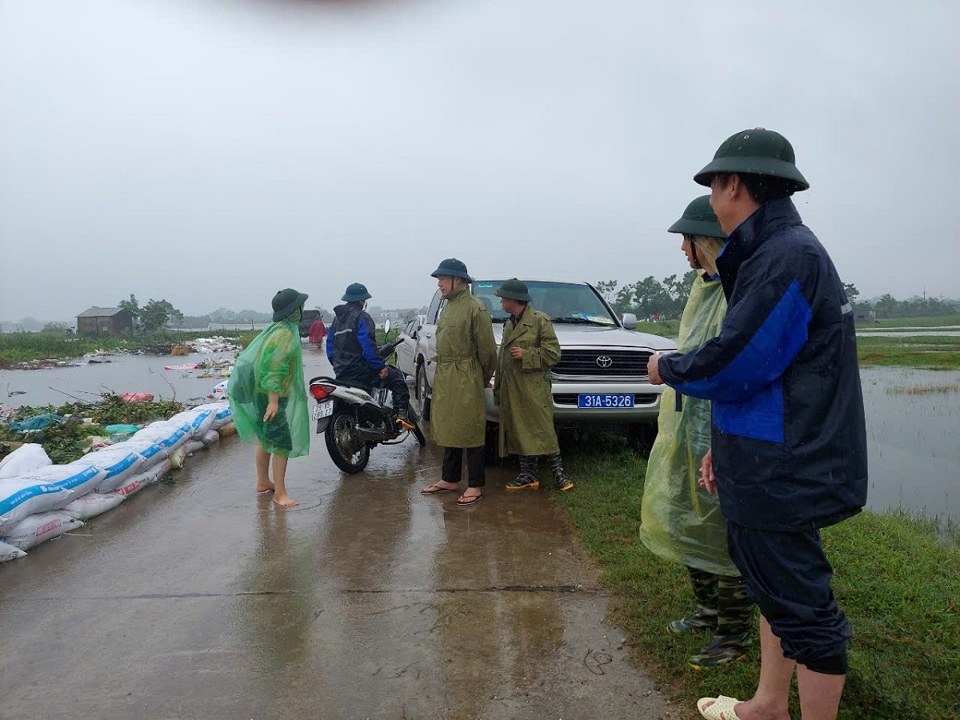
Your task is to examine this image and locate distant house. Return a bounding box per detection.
[76,307,135,336]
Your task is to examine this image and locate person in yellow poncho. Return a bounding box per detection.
[639,196,755,669]
[228,288,310,508]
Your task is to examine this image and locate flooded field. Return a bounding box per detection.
[1,349,957,521]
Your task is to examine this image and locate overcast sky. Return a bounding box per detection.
[1,0,958,322]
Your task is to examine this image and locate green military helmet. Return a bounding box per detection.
[494,278,532,303]
[272,288,309,322]
[694,127,809,192]
[667,195,727,239]
[341,282,372,302]
[430,257,474,283]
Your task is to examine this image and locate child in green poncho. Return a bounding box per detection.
[228,288,310,507]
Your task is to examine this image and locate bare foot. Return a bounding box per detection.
[256,483,275,495]
[273,494,299,508]
[421,480,459,495]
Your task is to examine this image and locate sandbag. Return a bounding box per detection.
[0,443,52,479]
[191,401,232,430]
[0,540,26,563]
[63,491,125,520]
[0,464,106,534]
[113,459,171,497]
[130,421,190,456]
[201,430,220,447]
[75,447,146,493]
[168,408,216,440]
[183,439,206,455]
[2,511,83,550]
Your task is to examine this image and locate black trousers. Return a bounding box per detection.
[381,366,409,413]
[442,446,485,488]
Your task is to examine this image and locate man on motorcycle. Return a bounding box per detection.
[327,282,412,423]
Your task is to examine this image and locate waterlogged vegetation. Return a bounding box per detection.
[857,335,960,370]
[556,437,960,720]
[0,330,251,366]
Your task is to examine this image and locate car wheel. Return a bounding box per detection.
[416,361,431,421]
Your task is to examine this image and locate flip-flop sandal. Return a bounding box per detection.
[697,695,744,720]
[456,494,482,507]
[256,488,274,495]
[421,484,458,495]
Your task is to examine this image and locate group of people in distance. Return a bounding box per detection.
[226,127,867,720]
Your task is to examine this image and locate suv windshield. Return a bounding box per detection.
[472,281,616,326]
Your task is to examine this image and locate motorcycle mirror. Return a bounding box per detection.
[383,319,392,335]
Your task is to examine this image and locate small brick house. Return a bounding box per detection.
[76,307,135,336]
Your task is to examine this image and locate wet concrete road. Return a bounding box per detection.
[0,348,673,720]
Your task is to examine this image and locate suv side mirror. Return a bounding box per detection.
[621,313,638,330]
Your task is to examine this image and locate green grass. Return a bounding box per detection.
[871,313,960,328]
[555,438,960,720]
[857,335,960,370]
[635,319,680,338]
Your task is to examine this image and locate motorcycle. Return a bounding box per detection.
[309,320,426,473]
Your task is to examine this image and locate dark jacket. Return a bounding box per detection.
[326,303,383,386]
[659,197,867,531]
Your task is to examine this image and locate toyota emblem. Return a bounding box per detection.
[596,355,613,368]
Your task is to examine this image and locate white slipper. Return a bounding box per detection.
[697,695,744,720]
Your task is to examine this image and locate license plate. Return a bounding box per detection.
[577,393,634,409]
[312,401,333,420]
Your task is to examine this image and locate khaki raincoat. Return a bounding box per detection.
[430,283,497,448]
[639,274,737,576]
[494,306,561,457]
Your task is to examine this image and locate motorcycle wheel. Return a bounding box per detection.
[415,362,431,421]
[325,410,370,474]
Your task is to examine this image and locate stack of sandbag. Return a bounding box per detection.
[0,402,235,562]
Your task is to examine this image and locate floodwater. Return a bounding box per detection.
[0,347,673,719]
[2,347,958,520]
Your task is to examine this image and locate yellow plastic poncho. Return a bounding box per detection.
[227,317,310,458]
[430,283,497,448]
[639,274,737,576]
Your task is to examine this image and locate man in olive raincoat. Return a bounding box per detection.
[228,288,310,508]
[493,278,572,492]
[419,258,497,507]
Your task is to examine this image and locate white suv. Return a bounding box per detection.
[410,279,677,445]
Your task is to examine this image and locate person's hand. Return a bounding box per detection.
[379,367,389,380]
[647,353,663,385]
[263,399,279,422]
[698,449,717,494]
[510,346,524,360]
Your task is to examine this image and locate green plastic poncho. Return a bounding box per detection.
[227,317,310,458]
[494,307,561,457]
[639,274,738,576]
[430,283,498,448]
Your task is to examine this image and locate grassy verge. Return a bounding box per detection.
[857,335,960,370]
[870,312,960,328]
[555,437,960,720]
[635,319,680,338]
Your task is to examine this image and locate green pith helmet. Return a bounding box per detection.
[494,278,532,303]
[430,257,473,283]
[341,282,372,302]
[694,127,810,192]
[667,195,727,239]
[272,288,309,322]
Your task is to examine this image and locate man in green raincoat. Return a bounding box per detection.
[639,197,754,668]
[419,258,497,507]
[493,278,572,492]
[228,288,310,507]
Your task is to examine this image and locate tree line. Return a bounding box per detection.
[596,277,957,321]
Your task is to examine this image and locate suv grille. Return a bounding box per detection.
[554,393,659,406]
[553,349,652,378]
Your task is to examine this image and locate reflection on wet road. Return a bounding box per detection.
[0,347,670,719]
